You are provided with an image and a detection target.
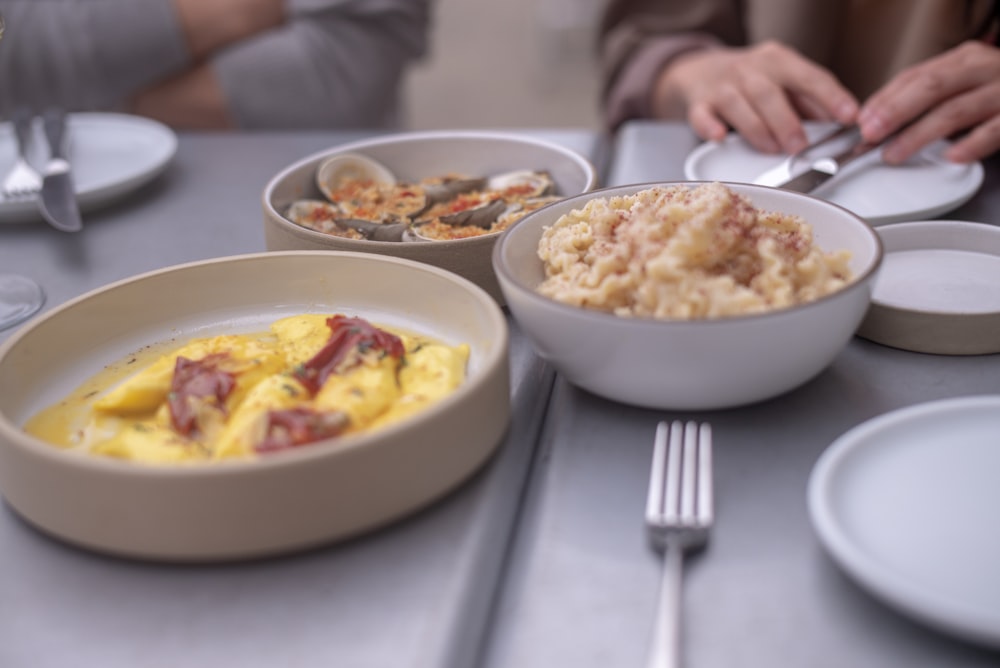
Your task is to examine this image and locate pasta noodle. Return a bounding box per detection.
[536,182,852,319]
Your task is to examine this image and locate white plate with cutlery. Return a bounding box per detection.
[684,122,983,225]
[808,395,1000,649]
[0,112,177,223]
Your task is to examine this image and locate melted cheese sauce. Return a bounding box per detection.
[24,314,469,464]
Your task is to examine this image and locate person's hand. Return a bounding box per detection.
[129,0,287,130]
[130,65,234,130]
[858,40,1000,164]
[652,40,858,154]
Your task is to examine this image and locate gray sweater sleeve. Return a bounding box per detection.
[0,0,431,129]
[215,0,431,128]
[0,0,190,115]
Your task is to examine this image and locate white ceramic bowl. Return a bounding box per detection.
[856,220,1000,355]
[494,182,883,410]
[261,131,598,304]
[0,252,510,562]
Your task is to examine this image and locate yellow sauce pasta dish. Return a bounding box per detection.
[536,182,853,319]
[25,314,469,464]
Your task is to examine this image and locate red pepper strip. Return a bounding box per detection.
[168,354,236,436]
[294,315,404,395]
[255,407,350,453]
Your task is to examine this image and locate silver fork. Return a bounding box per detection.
[1,108,42,199]
[645,420,714,668]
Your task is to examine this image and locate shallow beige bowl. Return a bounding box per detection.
[0,252,510,562]
[494,182,883,410]
[261,130,598,304]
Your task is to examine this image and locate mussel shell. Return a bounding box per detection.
[286,199,342,224]
[303,163,561,242]
[335,183,429,222]
[316,153,396,202]
[422,176,488,204]
[434,198,507,229]
[402,225,433,242]
[285,200,361,239]
[486,169,555,199]
[407,219,495,242]
[495,195,563,227]
[333,218,409,242]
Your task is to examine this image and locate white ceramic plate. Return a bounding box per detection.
[0,112,177,223]
[684,123,983,225]
[856,220,1000,354]
[808,396,1000,648]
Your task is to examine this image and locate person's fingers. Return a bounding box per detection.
[739,68,809,153]
[754,41,859,126]
[708,82,781,153]
[665,41,859,156]
[790,93,838,122]
[859,41,1000,143]
[687,102,729,143]
[858,69,952,144]
[945,114,1000,162]
[880,81,1000,163]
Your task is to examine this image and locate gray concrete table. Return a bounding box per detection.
[0,128,600,668]
[482,121,1000,668]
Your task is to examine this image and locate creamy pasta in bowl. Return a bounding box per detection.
[493,182,882,410]
[0,252,510,561]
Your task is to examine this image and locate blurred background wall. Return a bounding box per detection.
[404,0,604,130]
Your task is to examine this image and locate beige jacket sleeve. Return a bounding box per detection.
[0,0,431,129]
[216,0,431,129]
[599,0,745,131]
[599,0,997,132]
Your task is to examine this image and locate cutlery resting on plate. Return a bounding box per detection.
[755,124,882,194]
[38,108,83,232]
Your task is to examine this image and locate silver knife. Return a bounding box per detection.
[38,109,82,232]
[754,125,859,186]
[774,135,882,194]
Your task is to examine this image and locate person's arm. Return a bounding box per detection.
[129,63,234,129]
[180,0,431,129]
[129,0,287,129]
[0,0,190,116]
[172,0,285,60]
[600,0,743,131]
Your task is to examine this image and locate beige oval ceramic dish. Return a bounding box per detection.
[0,251,510,562]
[856,220,1000,355]
[494,181,883,411]
[261,131,598,304]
